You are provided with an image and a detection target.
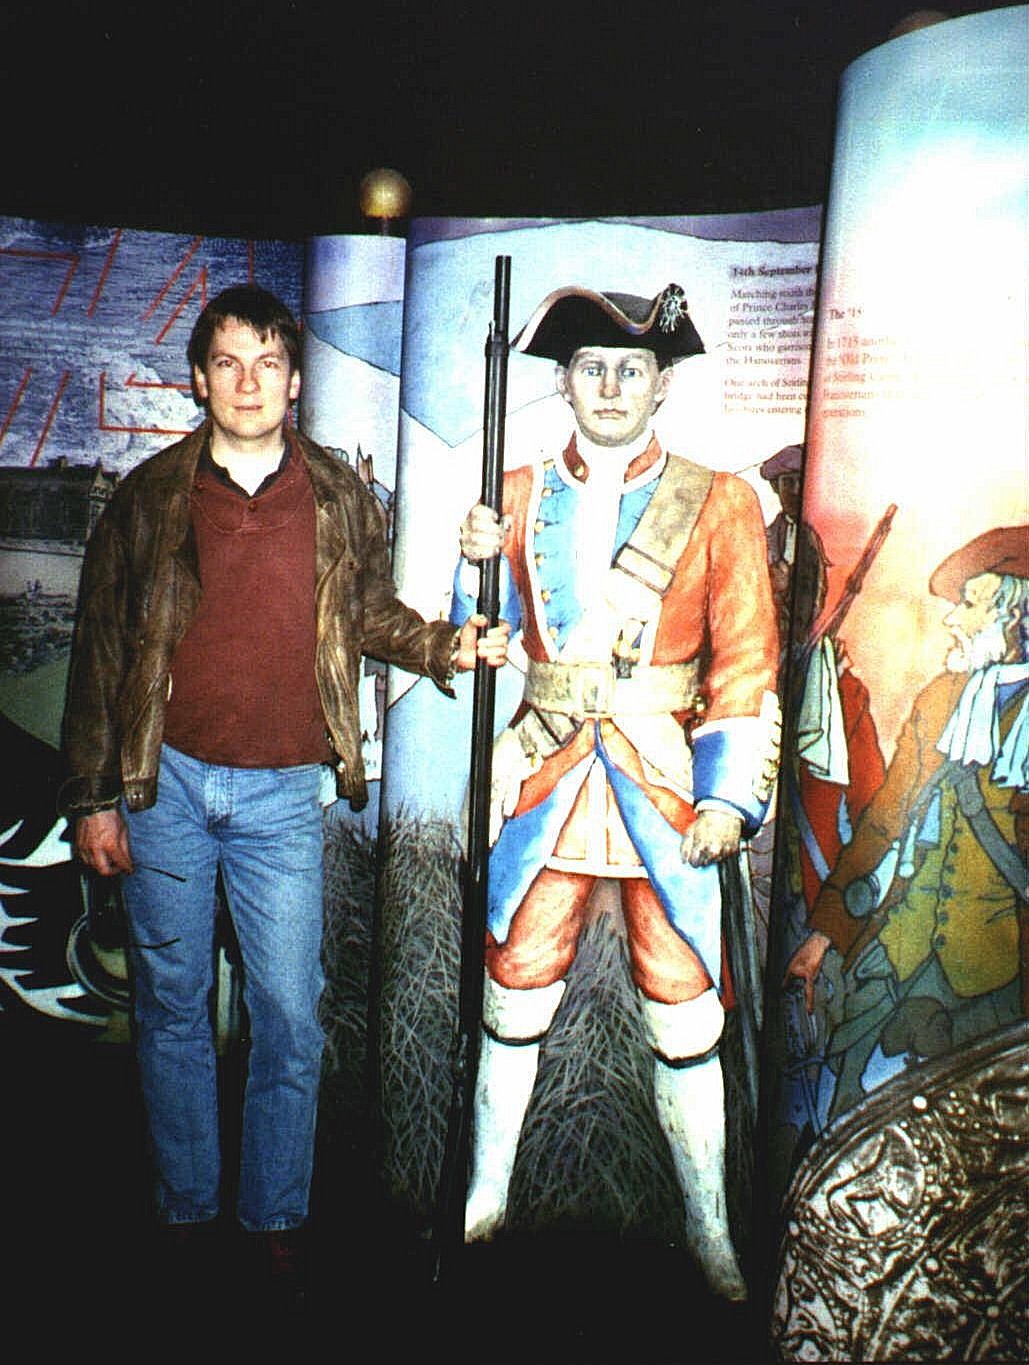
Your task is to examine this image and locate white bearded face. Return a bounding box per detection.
[946,614,1013,674]
[943,571,1015,673]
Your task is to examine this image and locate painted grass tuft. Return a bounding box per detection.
[319,818,377,1126]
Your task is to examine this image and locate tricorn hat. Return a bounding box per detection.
[929,525,1029,602]
[760,443,804,480]
[513,283,705,366]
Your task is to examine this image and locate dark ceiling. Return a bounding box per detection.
[1,2,1002,240]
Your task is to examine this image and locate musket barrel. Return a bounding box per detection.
[801,502,898,657]
[477,255,511,622]
[464,254,510,1027]
[432,254,511,1278]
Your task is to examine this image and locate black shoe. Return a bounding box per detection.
[248,1228,309,1314]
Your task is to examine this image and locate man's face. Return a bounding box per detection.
[774,472,802,520]
[556,346,670,448]
[943,571,1011,671]
[193,318,300,451]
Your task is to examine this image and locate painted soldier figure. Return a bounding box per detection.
[759,442,829,652]
[454,282,780,1299]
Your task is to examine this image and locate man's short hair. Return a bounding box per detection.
[187,285,302,383]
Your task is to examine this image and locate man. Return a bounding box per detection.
[454,283,780,1300]
[786,526,1028,1120]
[759,442,829,653]
[61,285,507,1297]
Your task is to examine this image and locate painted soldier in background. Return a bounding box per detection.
[760,442,829,655]
[749,442,835,946]
[455,283,780,1299]
[787,526,1028,1120]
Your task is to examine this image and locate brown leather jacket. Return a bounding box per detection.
[61,421,458,815]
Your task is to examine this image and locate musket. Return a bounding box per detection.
[800,502,898,666]
[719,853,762,1126]
[786,502,899,872]
[785,500,899,845]
[430,255,511,1281]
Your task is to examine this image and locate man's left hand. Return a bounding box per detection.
[680,809,743,867]
[456,613,511,672]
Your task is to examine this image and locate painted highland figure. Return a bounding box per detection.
[453,283,781,1299]
[787,526,1029,1122]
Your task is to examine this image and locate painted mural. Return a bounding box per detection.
[299,234,407,835]
[0,224,302,1036]
[766,10,1028,1359]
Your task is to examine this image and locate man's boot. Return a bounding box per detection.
[464,975,565,1242]
[642,988,747,1301]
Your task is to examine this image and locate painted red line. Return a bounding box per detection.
[0,367,32,448]
[1,248,72,261]
[124,372,192,392]
[51,257,80,315]
[99,422,195,435]
[29,369,70,466]
[87,229,123,317]
[1,248,81,315]
[155,268,206,345]
[142,237,204,320]
[97,372,194,435]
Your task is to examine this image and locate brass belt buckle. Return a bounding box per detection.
[575,663,614,718]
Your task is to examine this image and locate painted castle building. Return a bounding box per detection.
[0,459,119,547]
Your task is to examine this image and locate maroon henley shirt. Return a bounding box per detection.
[162,437,331,769]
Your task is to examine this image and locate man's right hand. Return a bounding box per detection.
[75,808,134,877]
[784,930,832,1014]
[460,503,508,562]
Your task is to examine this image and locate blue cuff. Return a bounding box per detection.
[692,724,769,836]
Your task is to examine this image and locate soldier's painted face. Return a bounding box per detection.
[774,472,802,520]
[556,347,671,448]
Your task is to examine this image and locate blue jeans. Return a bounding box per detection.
[122,745,326,1232]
